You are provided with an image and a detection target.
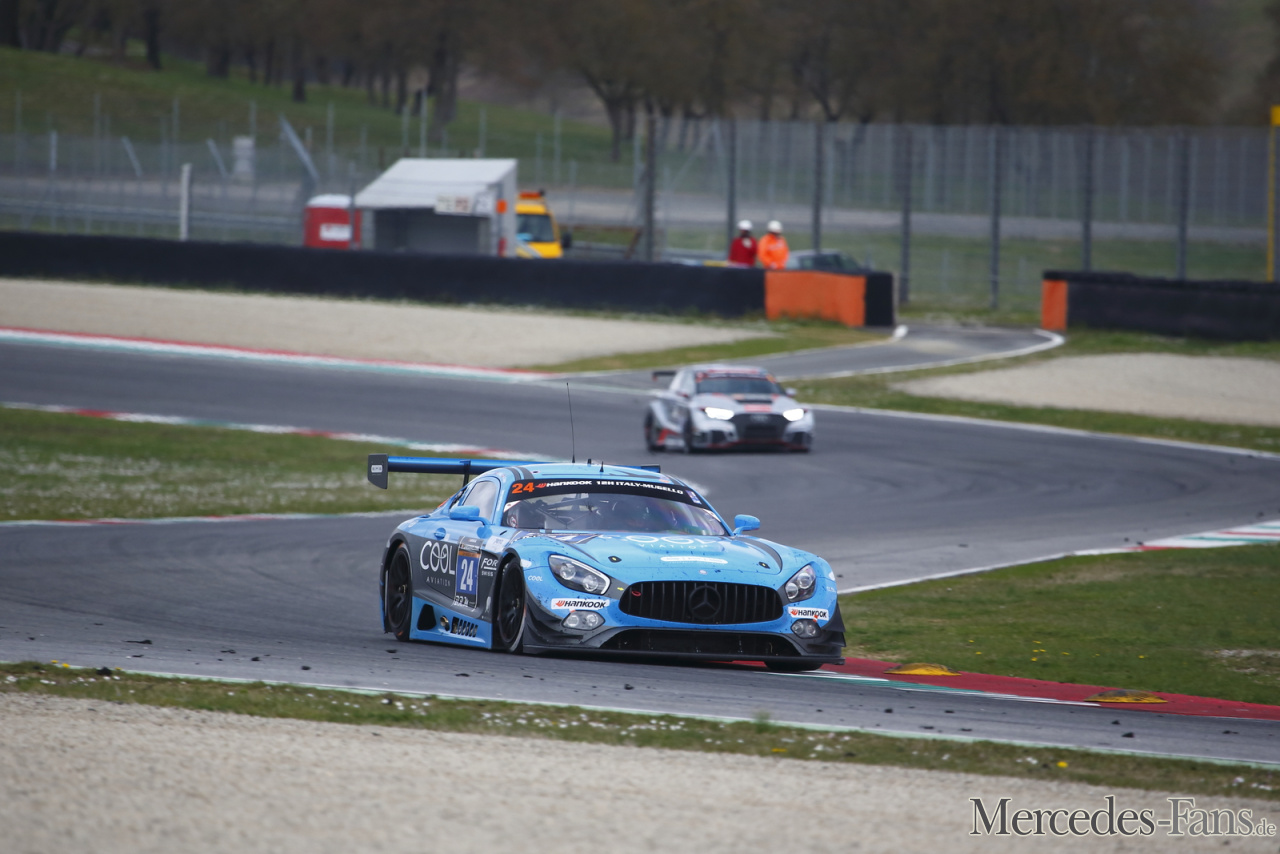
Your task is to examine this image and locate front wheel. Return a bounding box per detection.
[644,413,663,452]
[384,544,413,642]
[765,660,825,672]
[494,559,527,653]
[682,418,699,454]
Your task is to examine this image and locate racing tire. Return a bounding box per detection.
[682,418,700,454]
[384,544,414,643]
[644,413,663,452]
[764,660,825,672]
[494,558,527,653]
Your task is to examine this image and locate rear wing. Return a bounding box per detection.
[367,454,543,489]
[651,369,676,382]
[367,454,661,489]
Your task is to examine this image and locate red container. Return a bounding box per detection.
[303,195,362,249]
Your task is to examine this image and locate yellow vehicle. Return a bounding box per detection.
[515,190,571,259]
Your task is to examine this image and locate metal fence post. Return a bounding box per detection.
[1269,107,1280,281]
[178,162,192,240]
[989,126,1003,310]
[642,112,657,262]
[1176,131,1191,279]
[726,117,737,253]
[898,126,912,304]
[553,110,561,184]
[418,95,427,158]
[812,119,823,252]
[1081,126,1094,271]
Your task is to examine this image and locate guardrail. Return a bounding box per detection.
[1041,271,1280,340]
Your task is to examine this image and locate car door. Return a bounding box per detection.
[436,477,501,612]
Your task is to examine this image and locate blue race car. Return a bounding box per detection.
[368,455,844,670]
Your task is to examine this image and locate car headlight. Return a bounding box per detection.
[782,408,807,422]
[782,564,817,603]
[548,555,611,595]
[702,407,734,421]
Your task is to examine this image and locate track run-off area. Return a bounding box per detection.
[1,325,1278,766]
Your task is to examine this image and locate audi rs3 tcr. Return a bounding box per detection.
[645,364,815,452]
[368,455,843,669]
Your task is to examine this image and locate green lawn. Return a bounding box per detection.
[841,545,1280,707]
[0,406,459,520]
[3,662,1275,797]
[0,46,614,168]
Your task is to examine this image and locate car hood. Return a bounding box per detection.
[691,393,800,413]
[519,532,792,578]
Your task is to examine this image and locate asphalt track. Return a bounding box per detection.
[2,329,1278,765]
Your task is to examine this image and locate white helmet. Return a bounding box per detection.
[767,220,783,233]
[737,219,752,231]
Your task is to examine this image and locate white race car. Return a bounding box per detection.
[644,364,814,453]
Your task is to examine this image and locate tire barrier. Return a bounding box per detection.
[0,231,764,318]
[763,271,896,328]
[1041,271,1280,341]
[0,231,897,327]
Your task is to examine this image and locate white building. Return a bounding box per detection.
[354,158,518,256]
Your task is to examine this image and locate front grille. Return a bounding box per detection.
[619,580,782,624]
[731,413,787,441]
[601,629,797,657]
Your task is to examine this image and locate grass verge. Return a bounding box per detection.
[2,661,1276,799]
[0,406,459,521]
[841,545,1280,706]
[793,329,1280,454]
[534,318,887,373]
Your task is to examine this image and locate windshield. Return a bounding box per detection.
[800,252,861,272]
[695,376,782,396]
[517,213,556,243]
[501,479,727,535]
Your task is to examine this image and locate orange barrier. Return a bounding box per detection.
[1041,278,1068,331]
[764,271,866,327]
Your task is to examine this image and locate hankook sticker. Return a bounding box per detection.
[550,598,609,610]
[787,606,829,621]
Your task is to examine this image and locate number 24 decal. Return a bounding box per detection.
[510,482,538,494]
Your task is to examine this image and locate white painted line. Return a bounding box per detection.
[0,327,552,382]
[792,328,1065,380]
[0,510,419,528]
[839,517,1280,594]
[810,401,1280,461]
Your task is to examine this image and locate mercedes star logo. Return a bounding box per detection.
[686,584,723,622]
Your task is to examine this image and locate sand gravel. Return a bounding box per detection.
[895,353,1280,428]
[3,693,1274,854]
[0,278,769,368]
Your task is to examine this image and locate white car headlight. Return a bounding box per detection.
[782,564,817,602]
[702,407,734,421]
[548,555,611,595]
[783,408,807,422]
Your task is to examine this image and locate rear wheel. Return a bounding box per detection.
[494,559,527,653]
[384,544,413,642]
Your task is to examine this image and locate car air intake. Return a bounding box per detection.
[618,581,782,624]
[601,630,797,657]
[731,413,788,441]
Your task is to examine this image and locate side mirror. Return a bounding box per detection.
[449,505,482,522]
[561,231,573,249]
[732,514,760,536]
[785,388,797,397]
